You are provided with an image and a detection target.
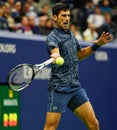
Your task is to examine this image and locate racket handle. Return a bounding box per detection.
[43,58,54,66]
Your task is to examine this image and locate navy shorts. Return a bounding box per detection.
[47,86,89,113]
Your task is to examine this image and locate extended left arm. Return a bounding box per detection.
[77,32,113,60]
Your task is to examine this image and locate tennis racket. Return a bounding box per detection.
[7,58,54,91]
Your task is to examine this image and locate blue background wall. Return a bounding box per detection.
[0,32,117,130]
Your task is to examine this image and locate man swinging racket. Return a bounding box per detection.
[44,2,113,130]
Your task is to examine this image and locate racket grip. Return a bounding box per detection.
[43,58,54,66]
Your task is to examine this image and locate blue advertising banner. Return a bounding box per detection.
[0,31,117,130]
[0,33,51,82]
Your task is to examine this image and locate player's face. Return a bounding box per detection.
[54,10,70,30]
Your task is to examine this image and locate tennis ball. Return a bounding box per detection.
[56,57,64,66]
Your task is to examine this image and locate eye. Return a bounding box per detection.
[62,14,66,17]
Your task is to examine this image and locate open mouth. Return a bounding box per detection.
[64,22,69,25]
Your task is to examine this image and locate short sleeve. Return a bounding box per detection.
[77,41,81,51]
[46,35,59,52]
[74,35,81,51]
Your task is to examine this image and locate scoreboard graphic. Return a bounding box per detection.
[0,84,20,130]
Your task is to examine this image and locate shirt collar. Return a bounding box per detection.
[54,27,71,34]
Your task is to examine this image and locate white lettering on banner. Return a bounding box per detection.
[0,43,16,53]
[23,65,33,79]
[3,99,18,106]
[95,51,108,61]
[23,67,51,80]
[34,67,51,80]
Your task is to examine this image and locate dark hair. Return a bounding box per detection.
[52,2,70,16]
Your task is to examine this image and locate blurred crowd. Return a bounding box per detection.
[0,0,117,42]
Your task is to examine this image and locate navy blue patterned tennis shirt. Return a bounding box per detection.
[47,28,82,92]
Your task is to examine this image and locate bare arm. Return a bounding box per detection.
[50,48,60,63]
[77,32,113,60]
[77,46,93,60]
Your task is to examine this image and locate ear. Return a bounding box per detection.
[52,15,57,21]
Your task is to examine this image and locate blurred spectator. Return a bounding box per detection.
[76,0,95,32]
[70,22,83,41]
[1,3,17,31]
[11,1,22,22]
[38,4,51,16]
[103,13,116,39]
[17,15,33,34]
[45,18,54,35]
[100,0,112,13]
[37,14,49,35]
[26,0,39,13]
[22,1,38,18]
[87,5,105,36]
[30,0,50,12]
[112,6,117,26]
[28,15,40,34]
[83,25,99,41]
[0,8,9,30]
[92,0,101,5]
[5,0,15,11]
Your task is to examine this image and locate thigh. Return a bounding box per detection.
[67,87,89,111]
[73,101,97,126]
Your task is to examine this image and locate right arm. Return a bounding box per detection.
[50,48,60,63]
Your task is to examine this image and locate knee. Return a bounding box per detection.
[88,118,99,130]
[94,119,99,127]
[43,124,57,130]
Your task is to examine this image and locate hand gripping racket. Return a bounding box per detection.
[7,58,54,91]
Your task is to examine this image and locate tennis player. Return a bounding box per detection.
[44,3,113,130]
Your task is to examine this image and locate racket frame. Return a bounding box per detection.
[7,58,54,91]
